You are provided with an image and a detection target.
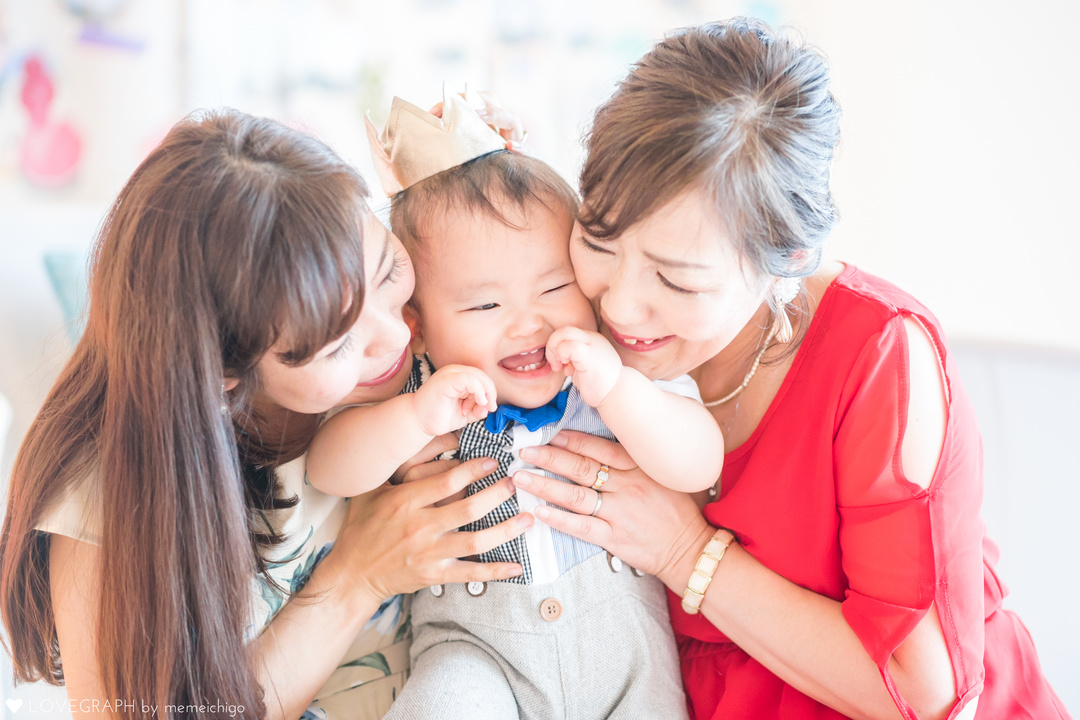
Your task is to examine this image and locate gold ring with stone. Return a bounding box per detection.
[591,465,610,491]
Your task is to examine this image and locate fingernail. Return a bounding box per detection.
[508,565,523,577]
[519,447,538,461]
[482,458,497,471]
[534,506,550,520]
[513,472,530,487]
[518,513,534,527]
[549,433,568,447]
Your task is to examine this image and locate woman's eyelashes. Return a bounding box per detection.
[328,333,355,360]
[657,272,696,295]
[379,251,407,288]
[578,236,614,255]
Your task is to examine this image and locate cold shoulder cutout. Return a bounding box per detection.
[671,265,1069,720]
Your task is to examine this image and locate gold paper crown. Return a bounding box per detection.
[365,85,507,196]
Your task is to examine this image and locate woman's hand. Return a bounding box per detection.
[391,432,459,484]
[428,90,527,146]
[513,430,711,589]
[331,456,531,605]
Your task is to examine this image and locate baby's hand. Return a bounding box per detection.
[412,365,497,437]
[546,327,623,407]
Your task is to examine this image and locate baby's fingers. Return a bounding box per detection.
[544,334,578,372]
[545,342,565,374]
[453,367,496,411]
[478,371,498,412]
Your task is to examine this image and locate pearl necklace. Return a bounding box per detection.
[702,323,779,408]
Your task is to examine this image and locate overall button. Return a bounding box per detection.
[607,552,623,572]
[630,566,645,577]
[466,581,487,597]
[539,598,562,622]
[429,584,444,597]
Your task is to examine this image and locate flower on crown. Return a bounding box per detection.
[365,85,506,196]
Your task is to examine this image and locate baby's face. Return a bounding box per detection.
[414,202,596,408]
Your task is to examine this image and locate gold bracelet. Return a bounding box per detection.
[680,528,735,615]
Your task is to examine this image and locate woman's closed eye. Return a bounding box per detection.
[657,272,696,295]
[379,251,407,288]
[328,333,355,360]
[578,236,615,255]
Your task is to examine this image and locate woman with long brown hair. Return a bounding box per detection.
[0,110,531,719]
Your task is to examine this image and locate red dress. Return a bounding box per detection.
[671,266,1070,719]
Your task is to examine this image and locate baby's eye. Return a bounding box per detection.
[466,303,499,312]
[543,282,573,294]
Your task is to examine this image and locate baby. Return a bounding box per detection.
[306,91,723,719]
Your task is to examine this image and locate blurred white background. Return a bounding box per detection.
[0,0,1077,717]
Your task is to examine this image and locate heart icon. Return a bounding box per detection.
[5,698,23,713]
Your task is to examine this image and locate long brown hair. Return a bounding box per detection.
[0,110,370,717]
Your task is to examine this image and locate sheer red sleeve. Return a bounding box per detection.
[834,313,943,713]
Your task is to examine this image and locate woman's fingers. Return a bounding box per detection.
[532,503,610,546]
[475,91,526,142]
[413,456,496,507]
[440,559,524,584]
[549,430,636,470]
[399,458,459,484]
[392,432,460,483]
[512,470,596,515]
[520,440,623,488]
[434,475,518,529]
[443,512,533,561]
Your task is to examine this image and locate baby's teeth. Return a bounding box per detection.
[517,362,539,372]
[643,339,655,345]
[625,338,638,345]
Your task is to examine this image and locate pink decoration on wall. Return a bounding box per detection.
[19,55,83,188]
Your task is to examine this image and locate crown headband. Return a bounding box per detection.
[365,85,506,196]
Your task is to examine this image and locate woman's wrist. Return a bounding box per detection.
[656,515,714,593]
[314,540,387,620]
[680,527,736,614]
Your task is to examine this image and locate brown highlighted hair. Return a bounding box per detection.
[0,110,369,718]
[389,149,578,261]
[579,18,841,281]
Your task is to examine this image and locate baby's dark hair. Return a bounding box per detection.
[389,150,579,255]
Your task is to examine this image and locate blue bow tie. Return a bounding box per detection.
[485,389,570,434]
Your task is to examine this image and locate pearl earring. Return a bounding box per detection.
[219,384,230,415]
[771,276,801,344]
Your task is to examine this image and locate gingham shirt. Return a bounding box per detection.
[402,354,700,585]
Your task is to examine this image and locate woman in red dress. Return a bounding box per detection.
[516,18,1070,719]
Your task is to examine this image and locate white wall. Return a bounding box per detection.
[803,0,1080,352]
